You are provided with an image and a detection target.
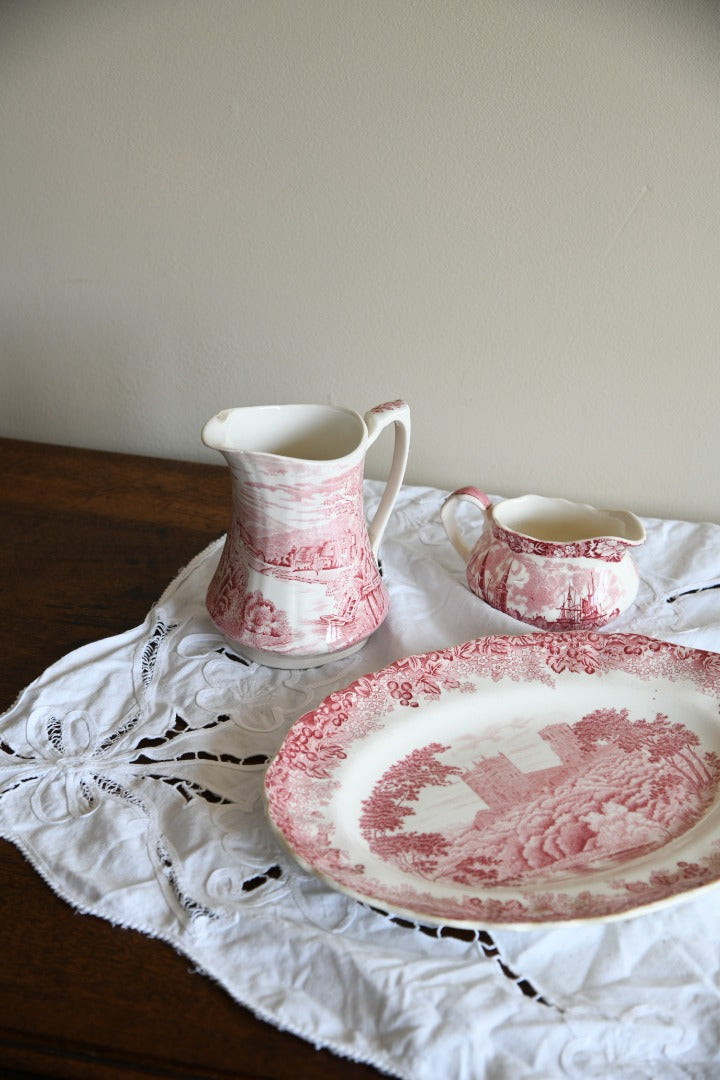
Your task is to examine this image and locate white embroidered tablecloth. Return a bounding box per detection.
[2,481,720,1079]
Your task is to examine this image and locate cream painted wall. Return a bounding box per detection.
[1,1,719,520]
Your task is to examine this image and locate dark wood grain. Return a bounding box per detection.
[0,439,386,1080]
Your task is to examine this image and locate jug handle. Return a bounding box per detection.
[364,400,412,559]
[441,487,492,562]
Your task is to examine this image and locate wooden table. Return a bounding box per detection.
[0,439,383,1080]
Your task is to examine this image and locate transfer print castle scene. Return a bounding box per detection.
[359,708,720,888]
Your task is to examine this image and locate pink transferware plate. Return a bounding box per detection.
[264,632,720,929]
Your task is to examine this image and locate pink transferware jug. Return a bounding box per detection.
[202,401,411,667]
[441,487,646,630]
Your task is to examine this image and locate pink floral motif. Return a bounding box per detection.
[387,680,419,708]
[371,399,407,413]
[313,698,351,727]
[492,522,630,561]
[390,653,462,700]
[272,718,348,781]
[544,634,607,674]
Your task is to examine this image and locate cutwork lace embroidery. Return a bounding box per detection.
[3,485,720,1079]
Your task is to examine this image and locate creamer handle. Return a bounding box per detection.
[441,487,492,563]
[364,400,411,558]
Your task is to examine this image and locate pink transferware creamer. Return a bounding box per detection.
[441,487,646,630]
[202,401,411,668]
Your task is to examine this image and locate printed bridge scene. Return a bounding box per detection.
[358,709,720,888]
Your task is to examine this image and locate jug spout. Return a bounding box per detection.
[603,509,646,547]
[201,410,238,454]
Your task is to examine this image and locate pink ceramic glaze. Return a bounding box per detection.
[441,488,645,630]
[202,401,411,667]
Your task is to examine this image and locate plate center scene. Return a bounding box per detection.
[357,706,720,887]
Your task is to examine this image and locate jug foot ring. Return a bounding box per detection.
[225,638,369,670]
